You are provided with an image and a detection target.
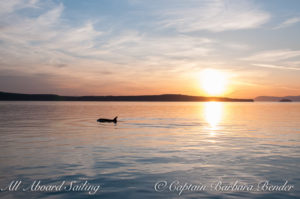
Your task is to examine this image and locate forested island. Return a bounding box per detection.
[0,91,253,102]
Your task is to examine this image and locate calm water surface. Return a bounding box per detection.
[0,102,299,198]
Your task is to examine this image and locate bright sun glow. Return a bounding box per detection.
[201,69,228,96]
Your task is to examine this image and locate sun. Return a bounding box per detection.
[201,69,228,96]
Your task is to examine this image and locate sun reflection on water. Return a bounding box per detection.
[204,102,223,132]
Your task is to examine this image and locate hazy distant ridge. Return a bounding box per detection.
[0,91,253,102]
[255,95,300,101]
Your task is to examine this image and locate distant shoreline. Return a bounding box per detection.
[0,91,253,102]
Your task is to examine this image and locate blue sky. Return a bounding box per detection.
[0,0,299,97]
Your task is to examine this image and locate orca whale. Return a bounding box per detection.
[97,116,118,123]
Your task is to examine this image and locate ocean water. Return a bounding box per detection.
[0,101,299,199]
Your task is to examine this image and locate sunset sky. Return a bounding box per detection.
[0,0,299,98]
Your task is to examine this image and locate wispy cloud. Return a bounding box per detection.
[243,49,300,62]
[157,0,270,32]
[252,63,300,71]
[0,1,103,69]
[274,17,300,29]
[243,50,300,72]
[0,0,38,16]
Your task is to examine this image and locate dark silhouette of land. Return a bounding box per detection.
[279,98,292,102]
[255,95,300,102]
[0,91,253,102]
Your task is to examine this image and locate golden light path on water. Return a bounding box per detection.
[204,102,223,135]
